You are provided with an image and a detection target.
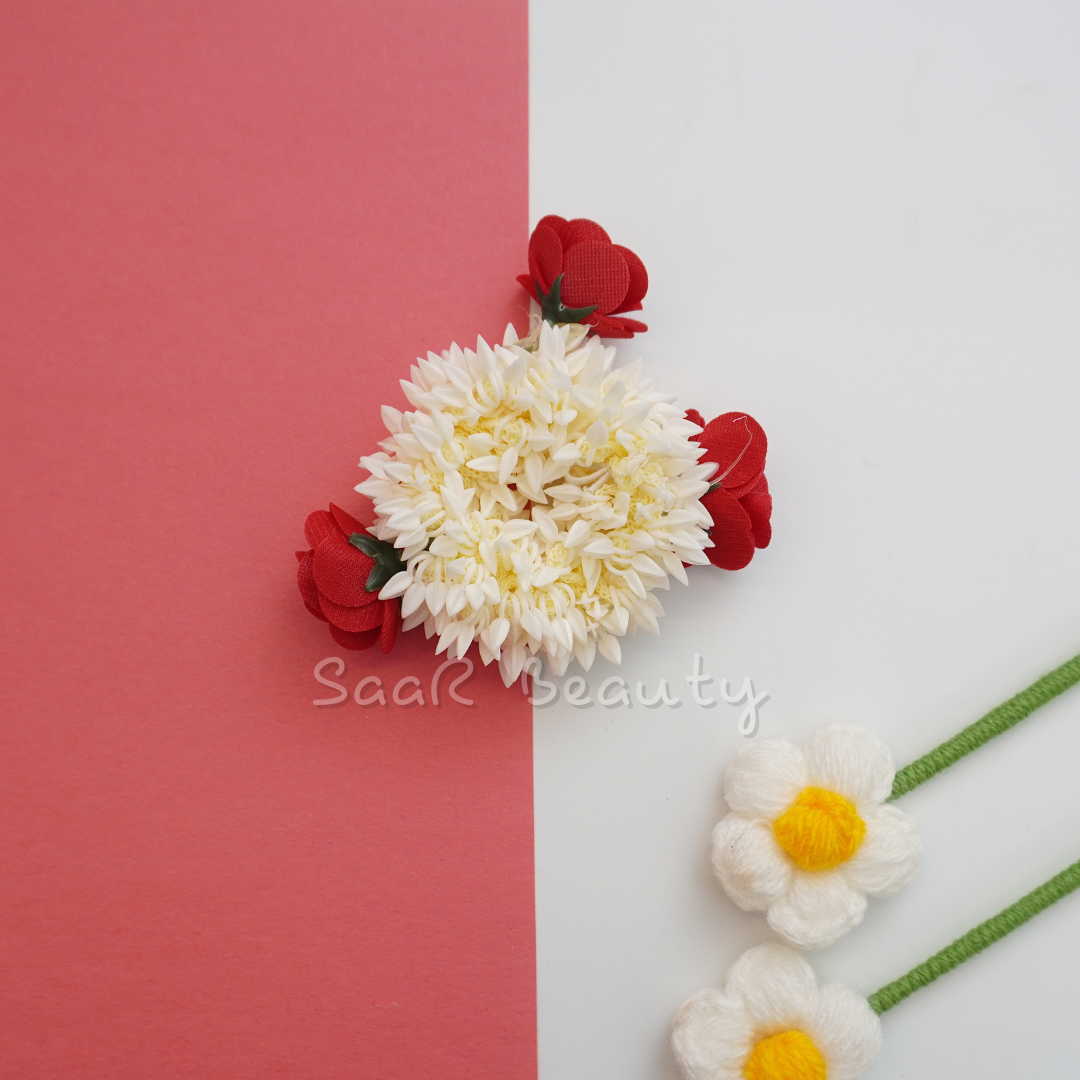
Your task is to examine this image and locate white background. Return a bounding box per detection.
[530,3,1080,1078]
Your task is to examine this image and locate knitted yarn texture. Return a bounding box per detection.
[671,943,882,1080]
[890,652,1080,798]
[711,726,922,949]
[868,855,1080,1013]
[675,859,1080,1080]
[711,653,1080,950]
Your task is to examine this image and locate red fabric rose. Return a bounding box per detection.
[296,503,399,653]
[516,216,649,339]
[687,409,773,571]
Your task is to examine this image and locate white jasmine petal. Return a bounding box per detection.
[400,608,428,633]
[378,571,412,600]
[583,538,616,557]
[566,520,591,547]
[596,632,621,665]
[401,582,427,617]
[426,580,447,615]
[500,519,539,540]
[466,455,501,472]
[533,565,560,588]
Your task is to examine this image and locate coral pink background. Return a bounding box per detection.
[0,3,533,1077]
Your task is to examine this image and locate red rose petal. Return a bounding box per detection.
[329,502,368,538]
[328,624,380,651]
[739,475,772,549]
[304,509,338,548]
[311,531,377,607]
[379,599,399,654]
[535,214,570,240]
[297,549,328,622]
[702,488,757,571]
[684,408,705,428]
[590,314,647,338]
[698,413,768,500]
[561,241,630,314]
[528,223,563,295]
[611,245,648,312]
[318,590,385,632]
[590,317,632,339]
[561,218,611,246]
[516,273,539,302]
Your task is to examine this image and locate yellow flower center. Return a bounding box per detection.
[744,1030,826,1080]
[772,786,866,872]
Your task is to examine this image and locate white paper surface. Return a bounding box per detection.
[531,3,1080,1077]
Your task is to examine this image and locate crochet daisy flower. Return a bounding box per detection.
[673,943,882,1080]
[358,320,715,686]
[711,726,922,949]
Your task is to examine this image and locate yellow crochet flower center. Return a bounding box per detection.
[744,1030,826,1080]
[772,786,866,872]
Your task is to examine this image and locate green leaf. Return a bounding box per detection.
[365,564,393,593]
[348,531,407,593]
[348,532,382,558]
[537,273,599,327]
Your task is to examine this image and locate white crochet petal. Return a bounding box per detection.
[670,988,752,1080]
[711,814,793,912]
[723,739,808,819]
[804,982,883,1080]
[845,804,923,897]
[803,725,894,808]
[724,943,817,1030]
[766,870,868,950]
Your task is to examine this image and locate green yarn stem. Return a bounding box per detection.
[868,857,1080,1014]
[889,652,1080,800]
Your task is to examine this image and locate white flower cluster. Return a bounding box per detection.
[359,321,715,686]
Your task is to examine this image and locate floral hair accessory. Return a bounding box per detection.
[360,321,714,684]
[672,943,882,1080]
[516,216,649,339]
[714,726,921,950]
[296,503,400,654]
[297,218,773,678]
[711,652,1080,949]
[674,855,1080,1080]
[686,409,772,570]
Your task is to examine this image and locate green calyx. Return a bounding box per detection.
[348,532,407,593]
[537,273,598,326]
